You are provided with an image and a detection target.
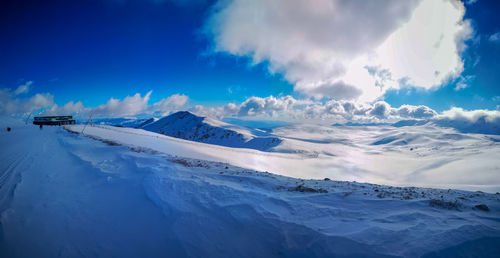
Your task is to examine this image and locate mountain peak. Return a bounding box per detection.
[169,111,199,119]
[143,111,282,151]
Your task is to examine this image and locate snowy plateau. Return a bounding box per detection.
[0,112,499,257]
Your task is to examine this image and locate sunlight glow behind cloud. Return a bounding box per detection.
[204,0,473,102]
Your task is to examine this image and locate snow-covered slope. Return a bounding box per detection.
[143,111,282,151]
[65,123,500,193]
[1,124,499,257]
[334,116,500,135]
[392,118,500,135]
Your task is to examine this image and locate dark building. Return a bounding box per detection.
[33,116,76,126]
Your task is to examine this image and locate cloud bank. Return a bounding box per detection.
[1,83,498,134]
[190,94,499,132]
[190,96,500,134]
[61,92,188,118]
[191,96,441,123]
[0,83,54,115]
[0,83,188,118]
[204,0,473,101]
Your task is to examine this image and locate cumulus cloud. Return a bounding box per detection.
[90,92,188,118]
[4,82,497,134]
[438,107,500,123]
[236,96,297,117]
[189,96,498,135]
[191,94,444,124]
[1,84,188,118]
[367,101,391,119]
[433,107,500,134]
[305,80,362,100]
[149,94,188,116]
[44,101,85,116]
[204,0,473,101]
[0,87,54,115]
[189,95,301,119]
[93,91,153,117]
[396,105,437,119]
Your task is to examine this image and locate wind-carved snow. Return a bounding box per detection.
[65,121,500,193]
[142,111,282,151]
[0,124,499,257]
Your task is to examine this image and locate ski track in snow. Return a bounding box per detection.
[0,124,499,257]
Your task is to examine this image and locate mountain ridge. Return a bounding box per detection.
[143,111,282,151]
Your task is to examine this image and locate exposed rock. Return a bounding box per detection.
[474,204,490,211]
[429,199,460,210]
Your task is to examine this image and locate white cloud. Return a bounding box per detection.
[236,96,297,117]
[433,107,500,134]
[149,94,188,116]
[0,87,54,115]
[92,91,188,118]
[369,101,392,119]
[44,101,85,116]
[438,107,500,123]
[489,32,500,43]
[93,91,153,117]
[4,83,497,133]
[454,75,475,91]
[14,81,33,95]
[190,96,498,135]
[1,85,189,118]
[396,105,437,119]
[375,0,473,90]
[204,0,473,102]
[191,95,443,124]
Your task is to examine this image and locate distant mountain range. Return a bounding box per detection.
[333,117,500,135]
[392,117,500,135]
[93,111,499,154]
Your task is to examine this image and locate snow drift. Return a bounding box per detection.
[61,121,500,193]
[0,124,499,257]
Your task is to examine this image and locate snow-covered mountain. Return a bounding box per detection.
[333,116,500,135]
[393,117,500,135]
[2,123,499,257]
[143,111,282,151]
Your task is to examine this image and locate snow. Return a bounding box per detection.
[142,111,282,151]
[0,121,499,257]
[391,118,500,135]
[64,122,500,193]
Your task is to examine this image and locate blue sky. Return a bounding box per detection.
[0,0,293,107]
[0,0,499,120]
